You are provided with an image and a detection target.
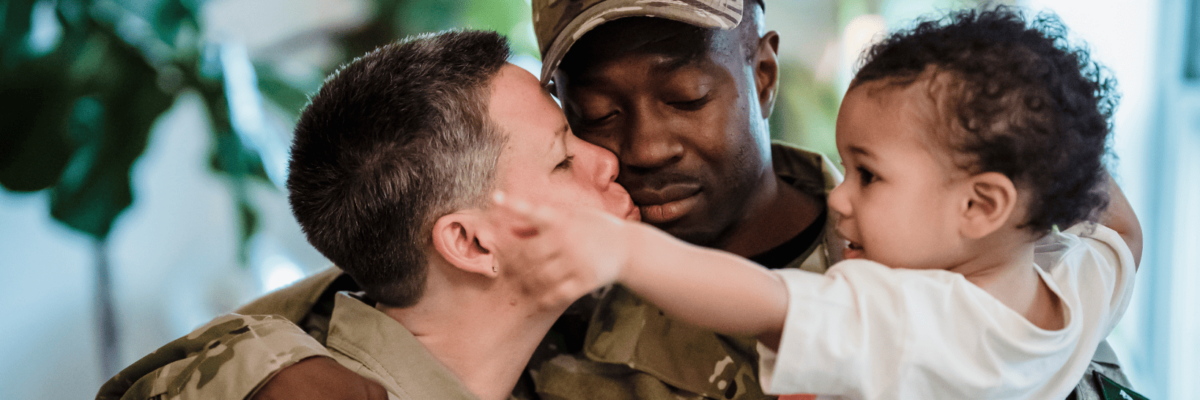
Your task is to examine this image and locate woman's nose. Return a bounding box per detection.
[579,137,619,189]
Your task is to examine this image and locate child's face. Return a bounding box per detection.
[828,80,970,270]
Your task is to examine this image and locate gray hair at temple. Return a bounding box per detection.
[287,30,510,307]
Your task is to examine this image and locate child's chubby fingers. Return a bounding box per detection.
[489,191,561,238]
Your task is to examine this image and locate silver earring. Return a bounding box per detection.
[492,265,497,273]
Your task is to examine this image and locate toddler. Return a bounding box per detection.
[493,7,1140,400]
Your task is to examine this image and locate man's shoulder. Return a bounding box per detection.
[770,142,843,196]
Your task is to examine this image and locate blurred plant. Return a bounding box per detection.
[251,0,536,122]
[1,0,271,378]
[1,0,539,379]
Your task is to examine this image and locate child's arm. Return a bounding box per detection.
[620,223,790,341]
[490,193,788,343]
[1099,172,1142,268]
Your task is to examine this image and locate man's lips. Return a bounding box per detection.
[627,183,702,225]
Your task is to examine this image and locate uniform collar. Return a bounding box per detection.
[326,292,480,400]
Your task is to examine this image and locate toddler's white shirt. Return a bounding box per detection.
[757,224,1136,400]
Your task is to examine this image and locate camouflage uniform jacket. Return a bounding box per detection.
[95,313,331,400]
[96,143,842,400]
[97,284,483,399]
[525,143,843,400]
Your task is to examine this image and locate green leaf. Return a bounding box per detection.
[1,0,37,66]
[461,0,537,56]
[148,0,197,47]
[49,34,174,239]
[0,56,75,191]
[254,63,315,119]
[237,200,258,263]
[395,0,464,37]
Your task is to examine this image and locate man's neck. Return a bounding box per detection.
[718,171,825,258]
[379,282,558,400]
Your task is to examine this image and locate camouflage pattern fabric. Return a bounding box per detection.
[1068,343,1142,400]
[531,0,746,84]
[525,144,842,400]
[96,314,330,400]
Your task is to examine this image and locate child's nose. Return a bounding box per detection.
[827,182,853,218]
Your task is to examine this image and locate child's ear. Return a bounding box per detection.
[959,172,1018,239]
[431,211,498,278]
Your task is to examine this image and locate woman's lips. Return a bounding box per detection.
[625,204,642,221]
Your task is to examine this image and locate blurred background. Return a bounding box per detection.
[0,0,1195,398]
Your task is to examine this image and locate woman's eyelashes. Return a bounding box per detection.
[554,155,575,171]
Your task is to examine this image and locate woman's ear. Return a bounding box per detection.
[431,211,498,278]
[959,172,1019,239]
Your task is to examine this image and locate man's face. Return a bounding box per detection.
[552,17,773,246]
[490,64,639,220]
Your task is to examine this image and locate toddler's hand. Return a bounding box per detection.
[488,191,631,311]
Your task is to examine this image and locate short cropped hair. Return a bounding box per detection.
[288,30,510,307]
[854,6,1118,234]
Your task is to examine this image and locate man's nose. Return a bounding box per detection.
[621,107,683,172]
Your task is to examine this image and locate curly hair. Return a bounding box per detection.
[852,6,1119,234]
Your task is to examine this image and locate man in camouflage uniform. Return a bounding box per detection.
[524,2,839,398]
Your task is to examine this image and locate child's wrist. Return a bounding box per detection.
[616,221,646,285]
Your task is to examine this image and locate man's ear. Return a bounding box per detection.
[430,211,498,278]
[754,31,781,119]
[959,172,1019,239]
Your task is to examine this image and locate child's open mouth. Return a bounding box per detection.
[844,241,865,260]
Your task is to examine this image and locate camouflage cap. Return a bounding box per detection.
[532,0,745,85]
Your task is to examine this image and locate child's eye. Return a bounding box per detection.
[554,155,575,171]
[857,166,877,185]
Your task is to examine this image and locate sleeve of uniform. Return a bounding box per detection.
[96,314,331,400]
[756,260,1072,399]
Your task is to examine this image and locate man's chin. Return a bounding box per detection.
[652,218,722,247]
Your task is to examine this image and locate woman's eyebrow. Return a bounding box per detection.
[548,123,570,155]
